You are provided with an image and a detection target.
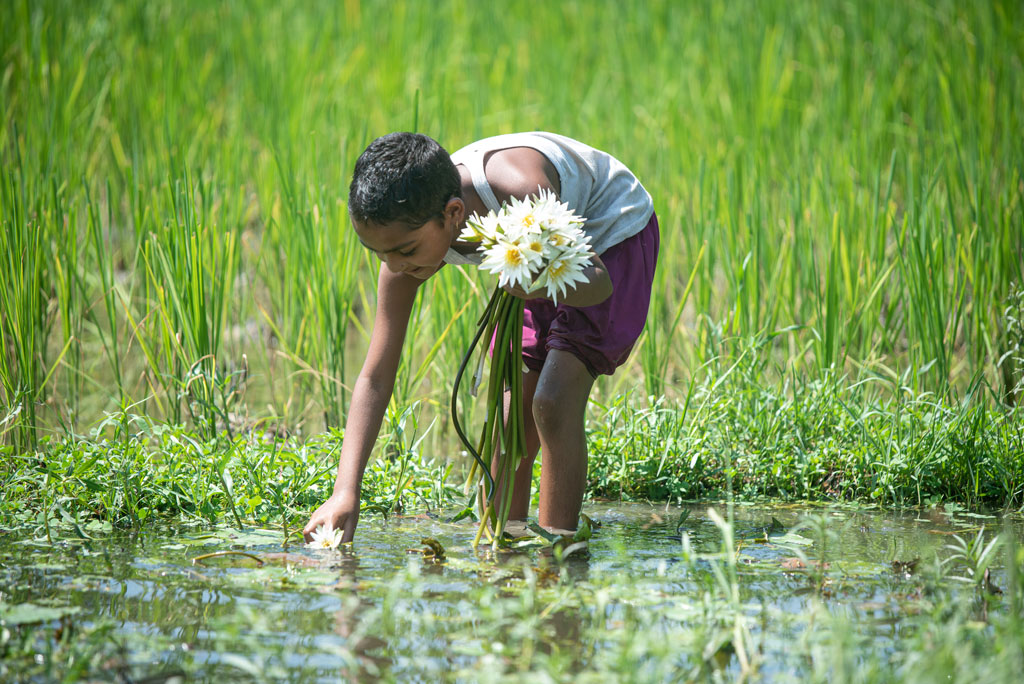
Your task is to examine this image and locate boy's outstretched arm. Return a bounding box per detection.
[303,264,423,543]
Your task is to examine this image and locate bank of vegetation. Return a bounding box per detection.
[1,0,1022,521]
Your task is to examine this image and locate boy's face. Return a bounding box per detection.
[353,198,464,279]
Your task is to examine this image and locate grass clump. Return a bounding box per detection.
[589,336,1024,509]
[0,413,462,535]
[4,334,1022,538]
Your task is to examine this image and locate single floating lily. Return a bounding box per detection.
[306,523,344,550]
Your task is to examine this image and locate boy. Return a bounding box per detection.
[303,131,658,542]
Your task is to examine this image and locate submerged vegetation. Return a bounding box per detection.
[2,505,1023,682]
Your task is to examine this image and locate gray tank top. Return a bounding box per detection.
[444,132,653,266]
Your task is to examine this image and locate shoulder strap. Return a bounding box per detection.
[464,149,502,213]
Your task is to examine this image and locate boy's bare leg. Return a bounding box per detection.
[532,349,596,532]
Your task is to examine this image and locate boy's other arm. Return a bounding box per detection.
[503,254,612,307]
[487,148,613,307]
[303,265,422,543]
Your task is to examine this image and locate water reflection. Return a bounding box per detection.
[0,503,1019,680]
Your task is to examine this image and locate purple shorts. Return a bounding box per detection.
[522,211,660,377]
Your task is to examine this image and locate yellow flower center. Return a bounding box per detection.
[505,247,524,265]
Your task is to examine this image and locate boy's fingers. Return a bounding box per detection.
[302,518,319,541]
[342,514,358,543]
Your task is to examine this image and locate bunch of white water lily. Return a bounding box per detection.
[460,188,593,304]
[452,190,592,550]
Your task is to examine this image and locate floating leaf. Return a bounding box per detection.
[421,537,446,558]
[641,513,664,530]
[533,564,561,584]
[449,506,477,523]
[769,531,814,546]
[259,552,326,567]
[0,602,81,626]
[960,512,997,520]
[527,522,562,544]
[411,537,446,560]
[891,558,920,577]
[553,540,589,561]
[191,550,265,567]
[781,557,806,570]
[573,515,593,543]
[170,528,284,549]
[780,557,829,572]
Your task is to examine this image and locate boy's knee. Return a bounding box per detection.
[531,390,556,427]
[531,385,577,432]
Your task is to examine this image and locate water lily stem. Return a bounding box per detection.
[191,550,265,566]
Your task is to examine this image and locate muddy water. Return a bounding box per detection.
[1,503,1018,681]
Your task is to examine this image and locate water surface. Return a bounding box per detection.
[1,503,1018,681]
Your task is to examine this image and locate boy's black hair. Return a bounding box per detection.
[348,132,461,227]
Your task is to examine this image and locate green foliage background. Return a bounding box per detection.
[1,0,1022,482]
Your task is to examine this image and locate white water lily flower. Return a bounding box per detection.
[531,247,592,304]
[505,195,549,237]
[547,216,586,237]
[462,209,503,243]
[532,189,585,231]
[542,226,589,258]
[465,190,592,301]
[480,236,536,289]
[307,523,344,550]
[522,233,547,262]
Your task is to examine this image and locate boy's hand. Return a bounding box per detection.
[303,489,360,544]
[501,256,612,307]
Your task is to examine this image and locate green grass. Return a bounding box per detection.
[2,360,1020,536]
[1,0,1022,511]
[0,414,461,534]
[588,363,1024,509]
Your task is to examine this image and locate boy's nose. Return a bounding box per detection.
[383,255,409,273]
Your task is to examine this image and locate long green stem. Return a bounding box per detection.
[452,286,530,548]
[451,286,503,498]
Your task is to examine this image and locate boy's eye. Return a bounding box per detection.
[398,248,416,257]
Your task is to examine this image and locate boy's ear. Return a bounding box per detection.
[442,197,465,224]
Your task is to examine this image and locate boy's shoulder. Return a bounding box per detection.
[477,146,561,201]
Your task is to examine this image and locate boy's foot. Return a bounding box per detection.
[504,520,579,540]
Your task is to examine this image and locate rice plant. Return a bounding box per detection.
[0,0,1021,478]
